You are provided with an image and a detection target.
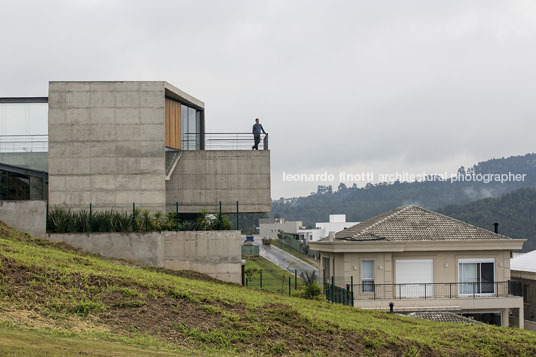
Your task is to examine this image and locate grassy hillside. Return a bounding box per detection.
[438,188,536,252]
[0,222,535,356]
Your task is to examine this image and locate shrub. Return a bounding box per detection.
[47,206,233,233]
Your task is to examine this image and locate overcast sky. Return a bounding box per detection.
[1,0,535,198]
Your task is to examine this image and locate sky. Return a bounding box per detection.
[1,0,536,198]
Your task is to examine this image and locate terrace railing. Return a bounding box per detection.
[0,135,48,153]
[351,281,523,300]
[183,132,268,150]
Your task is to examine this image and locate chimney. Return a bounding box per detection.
[328,231,335,241]
[493,222,499,234]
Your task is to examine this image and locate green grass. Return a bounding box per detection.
[271,239,319,267]
[0,220,535,356]
[244,256,305,294]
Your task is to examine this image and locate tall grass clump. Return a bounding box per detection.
[47,207,232,233]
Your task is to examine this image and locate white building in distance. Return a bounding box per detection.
[299,214,359,242]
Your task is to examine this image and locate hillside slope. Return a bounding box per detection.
[0,222,535,356]
[272,153,536,227]
[438,188,536,252]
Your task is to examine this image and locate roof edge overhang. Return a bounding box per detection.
[309,238,527,253]
[164,82,204,110]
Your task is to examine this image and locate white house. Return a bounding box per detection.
[298,214,359,242]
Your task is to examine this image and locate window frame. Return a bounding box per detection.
[458,258,496,296]
[361,260,375,293]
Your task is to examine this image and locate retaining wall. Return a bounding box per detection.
[48,230,242,284]
[0,200,46,237]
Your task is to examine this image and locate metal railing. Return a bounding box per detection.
[0,135,48,153]
[183,132,268,150]
[351,281,522,300]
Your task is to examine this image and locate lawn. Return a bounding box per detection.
[244,256,306,295]
[0,220,535,356]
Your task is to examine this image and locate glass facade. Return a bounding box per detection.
[181,104,202,150]
[0,164,47,200]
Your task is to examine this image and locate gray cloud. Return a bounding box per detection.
[1,0,535,198]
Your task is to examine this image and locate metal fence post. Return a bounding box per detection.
[89,203,92,233]
[288,276,291,297]
[236,201,239,231]
[331,276,335,304]
[175,201,179,231]
[132,202,136,232]
[351,276,354,303]
[45,201,49,233]
[218,201,222,230]
[294,269,297,290]
[260,270,263,289]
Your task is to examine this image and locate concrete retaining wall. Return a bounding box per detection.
[0,200,46,237]
[166,150,271,213]
[48,230,242,284]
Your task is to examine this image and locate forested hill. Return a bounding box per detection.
[437,188,536,252]
[271,153,536,227]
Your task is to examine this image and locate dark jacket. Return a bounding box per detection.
[252,123,266,135]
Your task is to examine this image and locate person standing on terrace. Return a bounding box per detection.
[252,118,266,150]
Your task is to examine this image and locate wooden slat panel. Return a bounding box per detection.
[165,98,181,150]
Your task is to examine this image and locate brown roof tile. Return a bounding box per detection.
[335,205,511,242]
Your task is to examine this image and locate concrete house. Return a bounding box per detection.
[309,205,525,328]
[511,250,536,330]
[36,81,270,213]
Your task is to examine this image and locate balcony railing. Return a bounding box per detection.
[0,135,48,153]
[351,281,522,300]
[183,133,269,150]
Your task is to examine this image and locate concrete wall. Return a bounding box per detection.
[166,150,271,213]
[48,81,167,210]
[0,152,48,172]
[47,230,242,284]
[0,200,46,237]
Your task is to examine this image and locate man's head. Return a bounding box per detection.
[255,118,259,123]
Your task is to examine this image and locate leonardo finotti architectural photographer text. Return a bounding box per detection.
[282,171,527,184]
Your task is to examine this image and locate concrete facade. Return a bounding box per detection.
[47,81,271,213]
[48,81,170,210]
[166,150,271,213]
[48,230,242,284]
[0,200,46,237]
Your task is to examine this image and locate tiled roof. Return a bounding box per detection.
[511,250,536,273]
[335,205,512,242]
[404,312,482,324]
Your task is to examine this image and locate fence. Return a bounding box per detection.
[352,281,522,300]
[323,276,354,306]
[45,201,256,234]
[279,232,318,258]
[183,133,268,150]
[0,135,48,153]
[244,268,307,296]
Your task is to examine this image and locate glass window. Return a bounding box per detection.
[458,259,495,295]
[362,261,374,292]
[181,105,188,150]
[188,107,197,150]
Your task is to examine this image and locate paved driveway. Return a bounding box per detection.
[243,236,319,281]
